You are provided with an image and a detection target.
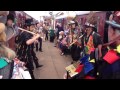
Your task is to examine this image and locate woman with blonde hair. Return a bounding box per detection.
[0,22,16,79]
[0,13,30,79]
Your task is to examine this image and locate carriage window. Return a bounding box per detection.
[81,18,83,25]
[96,16,100,33]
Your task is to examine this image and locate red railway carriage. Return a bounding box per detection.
[8,11,37,51]
[55,11,110,43]
[74,11,107,41]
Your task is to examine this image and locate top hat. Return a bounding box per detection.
[7,11,15,22]
[25,19,35,26]
[84,11,97,28]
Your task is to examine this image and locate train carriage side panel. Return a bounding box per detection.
[96,12,106,41]
[75,12,106,40]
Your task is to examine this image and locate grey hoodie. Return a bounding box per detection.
[0,16,7,24]
[0,11,9,24]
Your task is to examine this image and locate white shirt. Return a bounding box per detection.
[39,27,43,33]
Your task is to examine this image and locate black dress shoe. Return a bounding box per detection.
[39,49,43,52]
[36,65,43,68]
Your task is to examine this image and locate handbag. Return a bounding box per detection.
[12,66,31,79]
[18,67,31,79]
[0,58,14,79]
[11,63,24,79]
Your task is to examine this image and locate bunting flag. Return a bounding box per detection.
[89,59,95,63]
[117,45,120,54]
[103,50,120,64]
[84,75,95,79]
[0,58,8,69]
[75,64,84,73]
[80,55,94,74]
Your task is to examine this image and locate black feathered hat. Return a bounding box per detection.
[84,11,97,28]
[25,19,35,26]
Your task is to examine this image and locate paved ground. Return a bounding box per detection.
[34,41,72,79]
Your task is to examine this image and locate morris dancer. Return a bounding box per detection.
[16,19,43,79]
[68,21,81,63]
[80,11,102,78]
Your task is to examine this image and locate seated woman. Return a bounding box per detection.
[0,22,25,79]
[60,32,70,55]
[57,31,65,53]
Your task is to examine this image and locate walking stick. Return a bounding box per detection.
[18,27,36,35]
[102,35,120,47]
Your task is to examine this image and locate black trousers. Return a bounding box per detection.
[50,36,54,42]
[28,69,35,79]
[70,44,81,61]
[31,50,40,67]
[45,33,48,40]
[36,37,42,51]
[61,45,69,54]
[25,55,35,79]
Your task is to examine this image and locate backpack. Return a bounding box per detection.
[0,58,14,79]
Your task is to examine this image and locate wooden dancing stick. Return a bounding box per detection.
[18,27,36,35]
[79,34,84,39]
[69,40,81,47]
[79,33,86,39]
[102,35,120,47]
[69,41,77,46]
